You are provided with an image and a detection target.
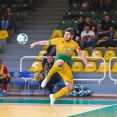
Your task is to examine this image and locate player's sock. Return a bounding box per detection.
[49,94,55,106]
[41,78,48,88]
[53,87,69,99]
[46,63,61,80]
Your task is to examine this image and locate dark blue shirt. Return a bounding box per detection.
[100,19,113,31]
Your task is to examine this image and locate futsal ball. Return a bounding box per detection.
[87,90,92,96]
[70,90,78,97]
[79,86,87,91]
[79,85,84,90]
[74,85,79,92]
[83,90,88,96]
[17,33,28,45]
[78,90,84,97]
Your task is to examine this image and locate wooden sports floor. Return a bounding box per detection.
[0,96,117,117]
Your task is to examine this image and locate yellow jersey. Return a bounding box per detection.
[49,38,80,65]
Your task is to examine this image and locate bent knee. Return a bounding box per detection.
[66,84,74,92]
[56,60,64,67]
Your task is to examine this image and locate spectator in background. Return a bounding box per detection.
[42,45,56,68]
[97,14,114,40]
[0,8,4,28]
[1,7,15,30]
[85,16,97,33]
[91,0,99,10]
[0,0,14,6]
[40,54,60,94]
[80,24,97,50]
[0,59,11,96]
[114,22,117,31]
[81,1,90,10]
[74,15,85,41]
[99,0,113,12]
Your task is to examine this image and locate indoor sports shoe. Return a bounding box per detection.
[41,78,48,88]
[49,94,55,106]
[0,92,6,96]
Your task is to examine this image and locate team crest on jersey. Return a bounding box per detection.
[66,47,71,53]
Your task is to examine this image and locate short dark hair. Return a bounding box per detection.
[85,15,90,19]
[0,59,2,63]
[105,14,110,17]
[65,28,74,35]
[84,23,90,27]
[47,53,53,57]
[79,15,84,20]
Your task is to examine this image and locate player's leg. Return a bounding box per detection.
[49,63,74,106]
[41,59,64,88]
[46,76,60,94]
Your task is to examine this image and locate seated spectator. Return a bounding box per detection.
[0,8,4,28]
[40,54,60,94]
[8,0,15,7]
[99,0,113,12]
[97,14,114,40]
[42,45,56,68]
[0,59,11,96]
[114,22,117,31]
[20,0,35,11]
[91,0,99,10]
[1,7,15,30]
[80,24,97,50]
[74,15,85,41]
[85,16,97,33]
[0,0,14,7]
[81,1,90,10]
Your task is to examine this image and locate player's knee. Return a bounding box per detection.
[56,60,64,67]
[66,84,73,92]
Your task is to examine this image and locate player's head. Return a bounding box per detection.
[47,54,54,63]
[0,59,2,68]
[64,28,74,42]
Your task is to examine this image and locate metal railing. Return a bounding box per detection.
[109,57,117,85]
[72,56,106,84]
[20,56,106,84]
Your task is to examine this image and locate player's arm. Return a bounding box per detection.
[77,49,88,65]
[30,40,49,49]
[76,48,92,68]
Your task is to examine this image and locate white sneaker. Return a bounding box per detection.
[49,94,55,106]
[41,78,48,88]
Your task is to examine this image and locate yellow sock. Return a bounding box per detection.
[53,87,69,99]
[46,63,60,80]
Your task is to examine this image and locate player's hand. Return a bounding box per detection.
[30,43,35,49]
[86,64,92,69]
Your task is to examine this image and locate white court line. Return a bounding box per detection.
[67,103,117,117]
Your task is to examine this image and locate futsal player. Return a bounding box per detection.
[30,28,92,106]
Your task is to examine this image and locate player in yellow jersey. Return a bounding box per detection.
[30,28,92,106]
